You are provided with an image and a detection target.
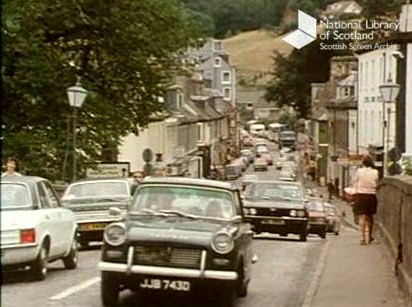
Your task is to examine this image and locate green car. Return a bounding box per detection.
[98,177,257,307]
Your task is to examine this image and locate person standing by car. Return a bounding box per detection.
[130,171,144,195]
[352,155,379,245]
[2,157,22,177]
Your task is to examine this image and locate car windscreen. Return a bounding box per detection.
[308,201,324,211]
[246,182,303,201]
[1,183,31,210]
[131,185,236,219]
[64,181,128,199]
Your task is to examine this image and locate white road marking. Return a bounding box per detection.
[50,276,101,300]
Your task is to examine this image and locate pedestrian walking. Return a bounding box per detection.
[352,155,379,245]
[2,157,22,177]
[327,180,334,201]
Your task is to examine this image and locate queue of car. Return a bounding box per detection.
[1,126,343,307]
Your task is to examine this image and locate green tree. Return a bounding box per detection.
[2,0,202,181]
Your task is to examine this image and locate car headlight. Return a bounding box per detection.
[290,210,297,217]
[249,208,257,215]
[297,210,306,217]
[212,232,234,254]
[104,223,127,246]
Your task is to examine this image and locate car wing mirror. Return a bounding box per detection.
[109,207,122,216]
[231,215,242,223]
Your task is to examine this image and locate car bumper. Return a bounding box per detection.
[308,223,327,233]
[99,262,237,281]
[246,216,308,234]
[1,244,38,266]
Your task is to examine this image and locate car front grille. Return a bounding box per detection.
[133,245,202,269]
[255,208,291,217]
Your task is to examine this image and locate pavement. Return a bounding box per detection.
[306,181,406,307]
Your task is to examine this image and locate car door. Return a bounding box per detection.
[43,181,74,255]
[37,181,63,257]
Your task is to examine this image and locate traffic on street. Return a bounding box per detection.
[2,136,345,307]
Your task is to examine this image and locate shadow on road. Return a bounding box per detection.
[1,266,66,285]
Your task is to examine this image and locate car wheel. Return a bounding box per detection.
[101,272,119,307]
[319,230,327,239]
[63,237,78,269]
[237,263,248,297]
[299,231,307,242]
[30,243,48,281]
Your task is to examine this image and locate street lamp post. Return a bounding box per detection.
[379,77,400,176]
[67,79,88,182]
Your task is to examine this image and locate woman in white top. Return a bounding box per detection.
[352,155,379,245]
[1,157,22,177]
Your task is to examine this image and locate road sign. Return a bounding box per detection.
[142,148,153,163]
[86,162,130,178]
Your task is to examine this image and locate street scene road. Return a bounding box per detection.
[2,1,411,306]
[2,142,337,307]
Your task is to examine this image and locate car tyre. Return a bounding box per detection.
[319,230,327,239]
[63,237,78,269]
[79,238,89,249]
[299,231,308,242]
[101,272,119,307]
[237,263,248,297]
[30,243,48,281]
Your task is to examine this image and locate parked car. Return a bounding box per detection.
[306,198,328,239]
[242,136,254,147]
[261,153,273,165]
[1,176,78,280]
[255,146,269,158]
[253,158,268,171]
[98,177,256,307]
[325,203,341,235]
[241,174,258,191]
[275,157,287,170]
[225,164,243,180]
[61,178,132,247]
[240,149,254,163]
[243,181,309,241]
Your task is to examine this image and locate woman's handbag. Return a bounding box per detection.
[344,187,356,202]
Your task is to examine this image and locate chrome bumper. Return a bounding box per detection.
[98,262,237,280]
[98,247,237,281]
[246,215,307,221]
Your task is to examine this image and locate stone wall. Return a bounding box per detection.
[376,176,412,306]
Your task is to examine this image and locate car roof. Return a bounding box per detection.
[69,177,130,184]
[141,176,238,191]
[1,175,47,184]
[250,180,303,187]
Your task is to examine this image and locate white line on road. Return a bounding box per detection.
[50,276,101,300]
[301,239,333,307]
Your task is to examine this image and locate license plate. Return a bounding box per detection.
[262,219,285,225]
[79,222,108,231]
[139,279,191,291]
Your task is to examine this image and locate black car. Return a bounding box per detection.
[98,177,256,307]
[61,178,133,247]
[243,181,309,241]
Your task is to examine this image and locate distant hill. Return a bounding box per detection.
[222,30,293,86]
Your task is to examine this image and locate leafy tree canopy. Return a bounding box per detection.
[2,0,203,181]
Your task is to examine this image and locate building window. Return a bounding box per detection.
[213,40,222,51]
[223,87,231,99]
[222,71,231,83]
[177,92,183,109]
[214,57,221,67]
[197,123,203,142]
[343,87,350,97]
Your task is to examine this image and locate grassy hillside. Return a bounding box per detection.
[222,30,293,86]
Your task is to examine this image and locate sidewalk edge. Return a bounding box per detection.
[301,240,333,307]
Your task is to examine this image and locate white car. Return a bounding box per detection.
[1,176,78,280]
